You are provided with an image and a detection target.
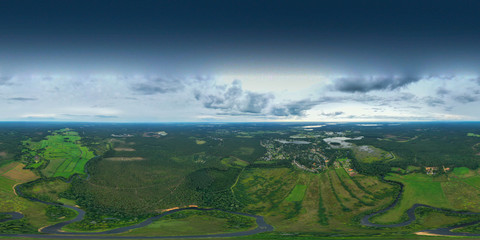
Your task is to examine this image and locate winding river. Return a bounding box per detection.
[4,177,480,237]
[0,182,273,238]
[361,179,480,236]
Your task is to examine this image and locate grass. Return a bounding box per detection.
[285,184,307,202]
[22,129,95,178]
[221,157,249,167]
[406,165,421,172]
[117,210,256,237]
[352,145,393,163]
[195,139,206,145]
[22,179,70,203]
[235,167,395,233]
[0,163,38,182]
[453,167,470,177]
[461,175,480,187]
[467,133,480,137]
[0,174,55,231]
[372,173,451,224]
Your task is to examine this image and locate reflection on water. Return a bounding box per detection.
[275,139,311,144]
[323,136,363,148]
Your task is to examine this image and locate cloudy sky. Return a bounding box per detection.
[1,0,480,122]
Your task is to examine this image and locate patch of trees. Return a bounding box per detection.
[45,205,77,222]
[0,220,37,234]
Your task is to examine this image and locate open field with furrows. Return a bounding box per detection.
[22,129,95,178]
[233,167,396,233]
[0,162,38,183]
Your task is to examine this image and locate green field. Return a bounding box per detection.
[4,123,480,237]
[285,184,307,202]
[372,173,450,224]
[234,167,396,233]
[372,172,480,224]
[453,167,470,176]
[467,133,480,137]
[22,129,95,178]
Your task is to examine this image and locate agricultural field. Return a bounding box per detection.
[21,128,95,178]
[3,122,480,238]
[234,167,396,233]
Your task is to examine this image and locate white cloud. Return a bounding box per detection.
[0,73,479,122]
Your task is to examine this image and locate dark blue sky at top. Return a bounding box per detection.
[1,0,480,74]
[2,0,480,122]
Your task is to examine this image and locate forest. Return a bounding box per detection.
[1,122,480,237]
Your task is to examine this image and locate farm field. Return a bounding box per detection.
[234,167,396,233]
[2,122,480,238]
[21,129,95,178]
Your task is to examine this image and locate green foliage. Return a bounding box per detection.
[65,215,142,232]
[164,210,256,230]
[0,220,37,233]
[45,205,77,221]
[327,171,350,212]
[317,186,328,225]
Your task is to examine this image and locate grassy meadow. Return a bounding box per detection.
[372,171,480,224]
[22,129,95,178]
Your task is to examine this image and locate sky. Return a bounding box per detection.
[1,0,480,122]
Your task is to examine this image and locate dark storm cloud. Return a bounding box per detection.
[195,80,273,114]
[7,97,37,101]
[270,97,335,117]
[455,95,479,103]
[332,76,421,93]
[131,77,184,95]
[436,87,450,96]
[423,97,445,107]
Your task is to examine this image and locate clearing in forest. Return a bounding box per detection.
[114,148,136,151]
[21,128,95,178]
[104,157,145,161]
